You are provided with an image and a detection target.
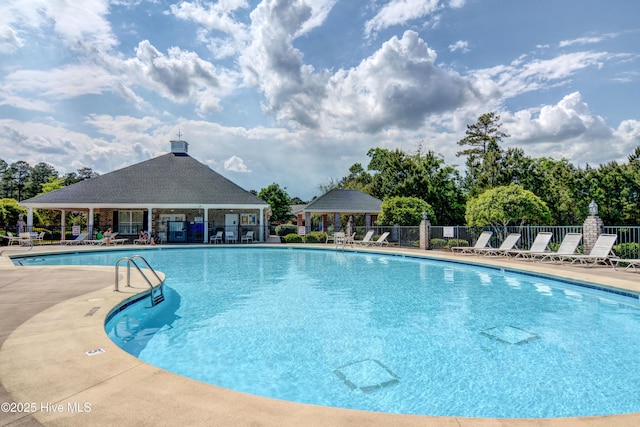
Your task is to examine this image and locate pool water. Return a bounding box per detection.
[16,248,640,418]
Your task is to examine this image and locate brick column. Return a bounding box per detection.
[582,215,603,254]
[420,219,431,250]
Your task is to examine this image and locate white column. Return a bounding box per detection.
[203,207,209,243]
[259,207,265,242]
[61,210,66,241]
[27,208,33,232]
[147,208,153,237]
[88,207,94,237]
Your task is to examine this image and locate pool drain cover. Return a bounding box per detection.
[334,359,399,393]
[482,325,539,344]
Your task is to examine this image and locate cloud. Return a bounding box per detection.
[448,40,469,53]
[1,0,117,54]
[559,32,617,47]
[0,25,22,54]
[472,51,613,100]
[224,155,251,173]
[321,31,477,133]
[364,0,441,38]
[498,91,640,166]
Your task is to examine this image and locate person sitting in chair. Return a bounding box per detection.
[103,228,113,245]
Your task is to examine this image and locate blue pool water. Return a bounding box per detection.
[15,248,640,418]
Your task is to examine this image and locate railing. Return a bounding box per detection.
[115,255,164,306]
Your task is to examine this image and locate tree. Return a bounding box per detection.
[258,183,291,223]
[343,147,465,224]
[377,196,436,226]
[465,184,551,227]
[457,112,509,195]
[26,162,58,200]
[0,198,28,227]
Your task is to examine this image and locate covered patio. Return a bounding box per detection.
[297,189,382,236]
[19,141,270,243]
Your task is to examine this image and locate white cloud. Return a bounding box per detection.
[364,0,441,38]
[472,51,612,100]
[448,40,469,53]
[0,25,22,54]
[321,31,477,133]
[559,32,617,47]
[499,92,639,166]
[224,155,251,173]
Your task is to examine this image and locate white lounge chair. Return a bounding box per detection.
[451,231,493,254]
[241,231,254,243]
[474,233,521,256]
[372,231,390,246]
[0,232,23,245]
[226,231,237,244]
[556,234,619,266]
[508,232,553,259]
[355,230,375,246]
[60,232,89,245]
[210,231,223,244]
[535,233,582,263]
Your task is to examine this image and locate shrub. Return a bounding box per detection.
[429,238,447,249]
[283,233,303,243]
[614,242,639,259]
[446,239,468,249]
[275,224,298,237]
[304,231,326,243]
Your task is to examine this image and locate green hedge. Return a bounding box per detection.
[275,224,298,237]
[614,242,639,259]
[283,233,303,243]
[446,238,468,249]
[304,231,327,243]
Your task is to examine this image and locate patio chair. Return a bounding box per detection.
[210,231,223,244]
[354,230,375,246]
[333,232,347,245]
[555,234,619,266]
[451,231,493,254]
[474,233,521,256]
[372,231,390,246]
[241,231,254,244]
[59,232,89,245]
[508,232,553,259]
[226,231,237,244]
[2,232,25,246]
[535,233,582,263]
[32,231,46,244]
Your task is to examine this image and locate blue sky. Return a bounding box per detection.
[1,0,639,201]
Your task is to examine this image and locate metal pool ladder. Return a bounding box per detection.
[115,255,165,306]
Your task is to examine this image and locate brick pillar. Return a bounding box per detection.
[420,219,431,250]
[582,215,603,254]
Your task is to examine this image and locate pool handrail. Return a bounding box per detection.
[115,255,165,305]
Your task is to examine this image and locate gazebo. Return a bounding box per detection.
[297,189,382,234]
[19,141,270,243]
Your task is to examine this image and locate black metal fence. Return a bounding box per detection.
[2,222,640,258]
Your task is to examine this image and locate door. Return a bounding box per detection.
[160,214,186,243]
[224,214,239,243]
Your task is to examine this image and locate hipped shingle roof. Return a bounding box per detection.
[300,189,382,213]
[21,152,267,207]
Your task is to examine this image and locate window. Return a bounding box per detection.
[118,211,144,234]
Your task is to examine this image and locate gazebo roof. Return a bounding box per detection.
[300,189,382,214]
[21,146,267,208]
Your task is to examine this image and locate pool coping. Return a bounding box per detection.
[1,243,640,426]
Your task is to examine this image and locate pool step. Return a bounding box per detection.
[152,292,165,305]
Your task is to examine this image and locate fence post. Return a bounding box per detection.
[420,212,430,250]
[583,200,604,254]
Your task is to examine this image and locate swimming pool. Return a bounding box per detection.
[16,247,640,418]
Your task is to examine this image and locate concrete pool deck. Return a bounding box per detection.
[1,244,639,427]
